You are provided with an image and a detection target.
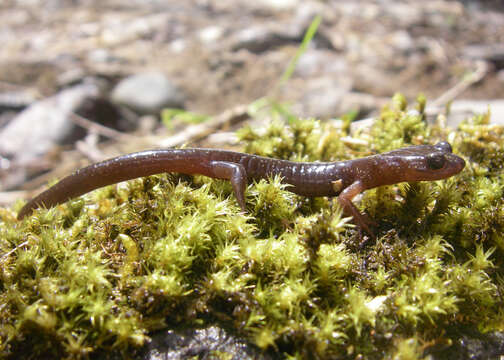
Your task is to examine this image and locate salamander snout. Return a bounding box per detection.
[422,151,465,180]
[395,142,465,182]
[448,153,466,174]
[423,142,465,179]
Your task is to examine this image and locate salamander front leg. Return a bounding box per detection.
[337,180,375,238]
[209,161,248,210]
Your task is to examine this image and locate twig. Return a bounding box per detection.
[157,104,250,148]
[75,133,104,163]
[0,190,27,206]
[69,112,138,142]
[429,60,488,109]
[0,240,29,262]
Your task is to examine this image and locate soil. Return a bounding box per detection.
[1,0,503,115]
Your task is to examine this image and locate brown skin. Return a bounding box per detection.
[17,142,465,236]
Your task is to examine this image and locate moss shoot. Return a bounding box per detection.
[1,95,504,359]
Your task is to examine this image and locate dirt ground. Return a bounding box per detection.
[2,0,503,111]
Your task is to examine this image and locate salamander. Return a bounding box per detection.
[17,142,465,236]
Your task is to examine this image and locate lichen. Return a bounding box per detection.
[1,95,504,359]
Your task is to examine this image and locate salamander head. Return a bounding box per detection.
[381,141,465,182]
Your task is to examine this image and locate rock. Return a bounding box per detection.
[111,72,185,115]
[141,325,273,360]
[387,30,414,54]
[0,90,38,110]
[498,69,504,83]
[254,0,300,10]
[230,17,310,54]
[100,14,169,46]
[449,99,504,126]
[198,26,225,45]
[230,18,332,54]
[169,39,186,53]
[0,80,107,190]
[425,327,504,360]
[295,49,347,77]
[86,48,122,65]
[0,81,101,164]
[231,26,295,54]
[290,76,353,119]
[463,44,504,69]
[0,111,16,129]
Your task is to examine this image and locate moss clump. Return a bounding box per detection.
[1,95,504,359]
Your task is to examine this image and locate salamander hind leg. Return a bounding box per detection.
[209,161,248,211]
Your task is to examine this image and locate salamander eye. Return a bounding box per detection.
[426,152,446,170]
[435,141,452,153]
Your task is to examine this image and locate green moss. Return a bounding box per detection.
[2,96,504,358]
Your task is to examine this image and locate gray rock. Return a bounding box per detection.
[0,90,38,110]
[295,49,347,77]
[463,44,504,69]
[231,26,294,53]
[141,325,273,360]
[253,0,300,10]
[449,99,504,126]
[111,72,185,115]
[425,327,504,360]
[198,26,225,45]
[388,30,414,54]
[87,48,121,64]
[290,76,353,119]
[0,81,100,164]
[498,69,504,83]
[230,20,309,54]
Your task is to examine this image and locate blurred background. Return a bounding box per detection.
[0,0,503,201]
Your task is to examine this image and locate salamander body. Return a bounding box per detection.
[17,142,465,235]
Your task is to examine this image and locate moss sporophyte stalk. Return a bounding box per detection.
[2,95,504,359]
